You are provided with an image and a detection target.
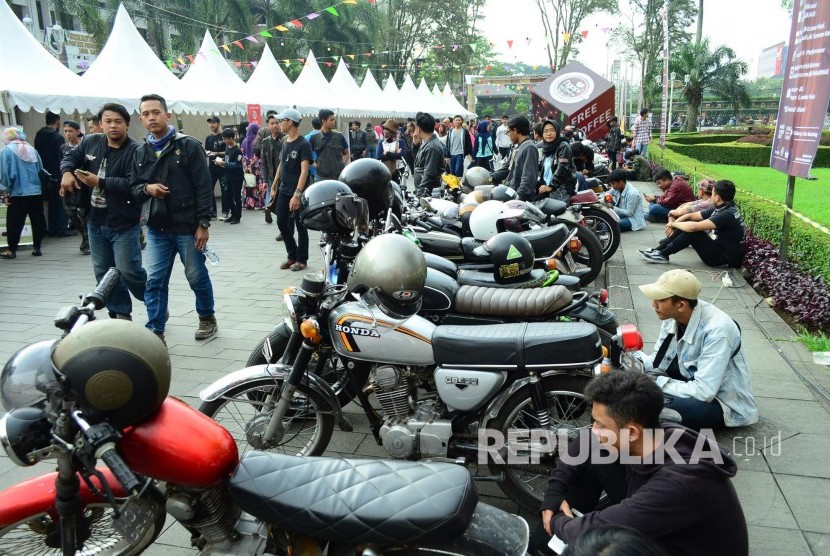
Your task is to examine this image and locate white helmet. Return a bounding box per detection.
[429,198,458,214]
[463,166,492,188]
[469,200,523,241]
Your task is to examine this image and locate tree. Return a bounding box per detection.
[695,0,703,45]
[670,39,748,131]
[533,0,618,71]
[613,0,697,110]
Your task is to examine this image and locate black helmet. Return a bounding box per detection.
[390,180,404,219]
[339,158,392,220]
[51,320,171,428]
[491,185,518,202]
[483,232,535,284]
[347,235,426,319]
[300,180,368,233]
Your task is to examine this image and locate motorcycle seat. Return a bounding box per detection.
[570,191,599,204]
[424,252,459,280]
[230,452,477,545]
[454,285,572,317]
[432,321,602,370]
[535,198,568,217]
[521,224,570,260]
[457,268,546,289]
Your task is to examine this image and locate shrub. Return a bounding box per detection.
[742,233,830,331]
[736,135,773,146]
[667,134,746,145]
[664,141,830,167]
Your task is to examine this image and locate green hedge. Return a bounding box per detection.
[667,134,746,145]
[651,146,830,283]
[663,141,830,167]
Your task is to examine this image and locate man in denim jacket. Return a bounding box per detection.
[639,269,757,429]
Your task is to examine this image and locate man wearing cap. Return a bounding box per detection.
[271,108,311,272]
[639,269,757,429]
[61,120,90,254]
[377,119,408,182]
[205,116,226,220]
[641,180,745,267]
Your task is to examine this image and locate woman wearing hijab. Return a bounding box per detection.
[537,120,577,202]
[0,127,46,258]
[241,123,265,210]
[472,120,495,170]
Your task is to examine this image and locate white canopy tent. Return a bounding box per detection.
[328,60,369,117]
[0,0,105,115]
[416,78,447,117]
[244,44,293,110]
[80,4,184,113]
[359,69,397,118]
[179,31,246,116]
[381,75,407,118]
[442,83,475,119]
[289,52,334,117]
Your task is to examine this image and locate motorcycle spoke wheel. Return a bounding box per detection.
[0,502,163,556]
[487,375,592,512]
[566,223,604,286]
[199,380,334,457]
[581,211,620,261]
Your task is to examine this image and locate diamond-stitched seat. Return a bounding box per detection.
[229,452,477,545]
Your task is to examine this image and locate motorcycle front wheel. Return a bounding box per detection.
[0,501,165,556]
[199,378,334,458]
[580,208,620,261]
[564,222,604,286]
[487,374,593,512]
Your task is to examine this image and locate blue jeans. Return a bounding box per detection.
[88,223,146,317]
[637,142,649,158]
[647,203,671,221]
[449,154,465,177]
[664,396,724,430]
[618,217,633,231]
[209,166,226,216]
[276,192,308,263]
[47,188,68,234]
[144,227,215,333]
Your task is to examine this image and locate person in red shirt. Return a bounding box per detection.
[645,169,695,222]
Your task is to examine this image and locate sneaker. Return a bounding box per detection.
[275,233,283,242]
[638,248,658,256]
[227,218,240,225]
[279,259,295,270]
[265,211,273,224]
[195,315,218,341]
[290,262,307,272]
[642,251,669,264]
[219,213,231,222]
[154,331,166,346]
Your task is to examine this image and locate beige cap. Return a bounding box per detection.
[639,269,702,301]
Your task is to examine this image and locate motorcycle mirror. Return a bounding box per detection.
[419,198,434,212]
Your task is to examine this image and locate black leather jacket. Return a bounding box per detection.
[131,133,213,234]
[60,134,140,231]
[413,134,445,194]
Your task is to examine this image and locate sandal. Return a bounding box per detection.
[0,250,15,259]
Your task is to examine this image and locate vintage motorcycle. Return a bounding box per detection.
[0,270,530,555]
[200,235,645,512]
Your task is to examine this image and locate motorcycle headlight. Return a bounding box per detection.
[0,408,52,466]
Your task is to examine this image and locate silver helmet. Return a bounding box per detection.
[463,166,492,188]
[347,235,426,320]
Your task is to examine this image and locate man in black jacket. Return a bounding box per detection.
[505,115,539,201]
[535,371,748,556]
[60,103,145,321]
[132,94,217,343]
[413,112,445,197]
[34,111,70,237]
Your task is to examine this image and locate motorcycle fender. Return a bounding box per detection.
[599,206,620,222]
[415,502,529,556]
[198,365,344,425]
[479,370,592,431]
[0,468,126,527]
[557,211,580,224]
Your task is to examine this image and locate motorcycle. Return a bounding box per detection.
[0,269,530,555]
[200,235,645,512]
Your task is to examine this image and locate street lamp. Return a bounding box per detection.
[668,71,676,132]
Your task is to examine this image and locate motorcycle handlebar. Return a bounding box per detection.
[82,267,122,311]
[101,448,142,494]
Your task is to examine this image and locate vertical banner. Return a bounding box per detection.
[659,0,670,148]
[247,104,262,127]
[770,0,830,178]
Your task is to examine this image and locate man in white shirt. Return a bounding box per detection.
[495,114,512,158]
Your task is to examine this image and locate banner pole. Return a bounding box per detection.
[780,174,796,264]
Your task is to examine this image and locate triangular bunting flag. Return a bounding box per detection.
[245,35,259,43]
[506,40,513,49]
[259,30,273,38]
[290,19,304,27]
[245,63,252,68]
[251,61,258,67]
[165,60,173,68]
[580,30,588,38]
[307,12,320,20]
[186,55,195,63]
[221,44,231,52]
[233,40,244,49]
[177,57,185,65]
[325,6,339,16]
[324,61,333,67]
[470,43,477,52]
[234,61,242,67]
[275,25,289,32]
[347,54,355,60]
[343,0,357,4]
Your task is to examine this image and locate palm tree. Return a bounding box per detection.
[671,39,748,131]
[710,70,751,120]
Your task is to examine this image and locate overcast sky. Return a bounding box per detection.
[480,0,793,80]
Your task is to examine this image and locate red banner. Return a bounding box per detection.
[770,0,830,178]
[247,104,262,127]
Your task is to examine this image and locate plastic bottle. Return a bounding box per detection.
[203,245,220,266]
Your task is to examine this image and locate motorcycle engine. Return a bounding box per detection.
[379,398,452,459]
[371,365,413,418]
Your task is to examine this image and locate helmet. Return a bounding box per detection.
[491,185,518,202]
[440,204,461,229]
[339,158,392,220]
[300,180,368,233]
[347,235,426,320]
[1,340,59,411]
[482,232,535,284]
[463,166,492,188]
[390,180,404,218]
[469,200,523,241]
[51,320,171,428]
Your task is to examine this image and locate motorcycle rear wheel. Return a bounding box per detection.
[487,375,593,512]
[564,222,604,286]
[199,378,334,458]
[580,208,620,261]
[0,501,164,556]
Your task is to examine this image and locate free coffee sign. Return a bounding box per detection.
[531,62,615,142]
[770,0,830,178]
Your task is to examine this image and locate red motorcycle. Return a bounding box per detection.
[0,270,529,555]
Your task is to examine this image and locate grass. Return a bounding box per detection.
[796,330,830,353]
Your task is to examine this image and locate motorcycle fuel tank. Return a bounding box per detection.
[329,302,436,366]
[120,397,239,487]
[416,230,464,260]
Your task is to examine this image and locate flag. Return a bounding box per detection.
[275,25,289,32]
[259,30,273,38]
[506,40,513,49]
[245,35,259,43]
[290,19,304,27]
[307,12,320,20]
[221,44,231,52]
[186,55,195,63]
[325,6,339,16]
[580,30,588,39]
[233,40,244,49]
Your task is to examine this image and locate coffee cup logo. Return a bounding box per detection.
[550,72,595,104]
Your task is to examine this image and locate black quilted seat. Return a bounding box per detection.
[454,285,572,317]
[229,452,477,545]
[432,322,602,370]
[457,268,547,289]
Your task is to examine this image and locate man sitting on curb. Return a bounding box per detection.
[534,370,749,556]
[638,269,757,429]
[644,169,695,223]
[607,169,646,232]
[640,180,745,268]
[623,149,651,181]
[667,178,715,221]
